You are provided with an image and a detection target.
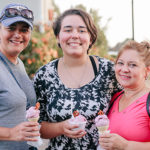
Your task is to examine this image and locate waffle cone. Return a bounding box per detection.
[28,117,39,122]
[97,125,108,133]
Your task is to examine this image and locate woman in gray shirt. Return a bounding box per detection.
[0,3,39,150]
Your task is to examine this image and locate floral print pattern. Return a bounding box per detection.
[33,56,121,150]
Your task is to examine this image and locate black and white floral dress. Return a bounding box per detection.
[33,56,121,150]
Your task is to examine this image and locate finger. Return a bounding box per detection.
[24,131,40,138]
[100,142,110,150]
[25,122,39,127]
[66,129,86,138]
[25,137,39,142]
[69,124,79,130]
[100,137,110,144]
[100,133,111,138]
[24,126,39,132]
[69,129,86,136]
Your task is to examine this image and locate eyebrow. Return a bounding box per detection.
[118,59,138,63]
[63,25,87,29]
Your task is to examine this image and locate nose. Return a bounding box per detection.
[71,30,79,39]
[121,64,129,72]
[13,30,22,38]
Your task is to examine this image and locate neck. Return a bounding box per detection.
[0,50,18,65]
[124,84,149,98]
[61,54,90,88]
[63,54,89,67]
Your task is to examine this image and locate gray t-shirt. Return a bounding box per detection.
[0,52,36,150]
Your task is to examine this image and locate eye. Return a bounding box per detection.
[116,61,124,66]
[79,29,86,33]
[79,28,87,33]
[21,28,30,33]
[129,63,137,68]
[7,26,16,31]
[64,28,72,32]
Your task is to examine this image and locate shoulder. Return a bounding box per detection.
[93,55,114,67]
[36,59,58,75]
[92,55,115,74]
[18,58,26,69]
[34,59,59,82]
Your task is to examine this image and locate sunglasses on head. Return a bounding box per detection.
[0,8,34,21]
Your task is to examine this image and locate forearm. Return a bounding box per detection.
[0,127,12,140]
[125,141,150,150]
[40,121,63,139]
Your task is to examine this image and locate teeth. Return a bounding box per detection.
[121,75,130,79]
[69,43,81,46]
[11,40,21,44]
[69,43,79,46]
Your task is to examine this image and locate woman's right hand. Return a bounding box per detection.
[9,121,40,141]
[60,120,86,138]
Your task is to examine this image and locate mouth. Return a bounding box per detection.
[119,74,131,80]
[10,40,23,44]
[68,42,82,47]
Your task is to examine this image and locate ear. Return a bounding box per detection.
[56,36,61,48]
[147,66,150,73]
[146,66,150,79]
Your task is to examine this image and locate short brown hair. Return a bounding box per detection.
[116,40,150,67]
[53,9,97,50]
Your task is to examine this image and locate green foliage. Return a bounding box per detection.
[20,25,61,78]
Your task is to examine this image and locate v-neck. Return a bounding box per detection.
[117,93,149,113]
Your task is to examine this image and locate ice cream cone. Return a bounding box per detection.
[28,117,39,122]
[26,103,43,148]
[95,110,109,135]
[97,125,109,133]
[26,102,40,121]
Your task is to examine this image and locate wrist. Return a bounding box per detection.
[8,128,14,141]
[57,121,64,135]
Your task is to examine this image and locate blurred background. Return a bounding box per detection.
[0,0,149,80]
[0,1,149,149]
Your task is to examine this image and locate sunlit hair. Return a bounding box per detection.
[52,8,97,51]
[116,40,150,67]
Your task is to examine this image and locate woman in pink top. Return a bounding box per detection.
[99,40,150,150]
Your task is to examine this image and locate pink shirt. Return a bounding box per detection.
[108,92,150,142]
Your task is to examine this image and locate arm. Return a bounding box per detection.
[0,127,11,140]
[126,141,150,150]
[0,122,39,141]
[99,133,150,150]
[40,120,86,139]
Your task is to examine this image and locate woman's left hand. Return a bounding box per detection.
[99,133,128,150]
[60,120,86,138]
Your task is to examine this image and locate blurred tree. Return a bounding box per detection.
[52,0,60,16]
[20,25,60,79]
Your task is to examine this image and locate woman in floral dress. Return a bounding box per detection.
[34,9,121,150]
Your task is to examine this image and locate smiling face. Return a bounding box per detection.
[0,22,31,57]
[115,49,148,89]
[57,15,91,57]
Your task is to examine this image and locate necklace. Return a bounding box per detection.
[62,57,89,88]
